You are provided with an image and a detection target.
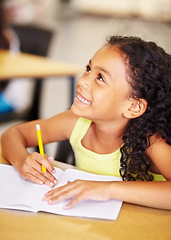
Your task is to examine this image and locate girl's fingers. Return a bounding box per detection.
[44,182,78,203]
[44,180,92,207]
[45,180,74,196]
[47,156,54,163]
[45,185,72,198]
[24,167,57,187]
[64,192,86,209]
[44,180,111,208]
[27,152,55,175]
[38,171,57,187]
[45,186,87,209]
[37,155,55,175]
[24,172,44,185]
[21,153,57,187]
[44,154,54,164]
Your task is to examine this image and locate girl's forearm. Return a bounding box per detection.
[1,127,30,170]
[109,181,171,210]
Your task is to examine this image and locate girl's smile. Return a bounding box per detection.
[75,92,91,105]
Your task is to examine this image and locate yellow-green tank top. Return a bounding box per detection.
[70,117,166,181]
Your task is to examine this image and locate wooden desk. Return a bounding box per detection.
[0,50,82,79]
[0,148,171,240]
[0,49,83,111]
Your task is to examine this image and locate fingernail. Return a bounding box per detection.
[40,181,43,184]
[50,182,54,187]
[63,205,69,210]
[54,179,57,184]
[52,169,55,174]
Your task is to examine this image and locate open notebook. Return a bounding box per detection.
[0,164,122,220]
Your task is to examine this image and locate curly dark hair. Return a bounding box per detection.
[107,36,171,181]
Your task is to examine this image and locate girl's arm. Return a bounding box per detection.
[44,178,171,210]
[44,138,171,210]
[1,110,78,187]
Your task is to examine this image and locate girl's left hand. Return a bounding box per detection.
[43,180,112,209]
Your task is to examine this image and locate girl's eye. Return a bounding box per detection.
[85,64,91,72]
[98,73,104,82]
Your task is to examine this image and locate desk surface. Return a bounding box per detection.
[0,148,171,240]
[0,50,82,79]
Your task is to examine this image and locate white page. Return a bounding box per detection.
[0,164,123,220]
[0,164,63,212]
[40,169,123,220]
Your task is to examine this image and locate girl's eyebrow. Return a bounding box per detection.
[89,59,111,79]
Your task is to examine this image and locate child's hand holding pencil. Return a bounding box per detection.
[35,124,57,187]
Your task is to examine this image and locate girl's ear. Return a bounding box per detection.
[123,98,148,119]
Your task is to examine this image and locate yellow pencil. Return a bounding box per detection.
[36,124,46,177]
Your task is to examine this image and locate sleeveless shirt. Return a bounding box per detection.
[70,117,166,181]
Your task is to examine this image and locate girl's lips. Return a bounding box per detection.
[75,93,91,105]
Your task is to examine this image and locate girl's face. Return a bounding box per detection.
[71,45,132,123]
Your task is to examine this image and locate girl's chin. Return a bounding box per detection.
[71,104,89,118]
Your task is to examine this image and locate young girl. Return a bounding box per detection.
[1,36,171,210]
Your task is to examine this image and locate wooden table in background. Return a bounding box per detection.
[0,147,171,240]
[0,49,83,109]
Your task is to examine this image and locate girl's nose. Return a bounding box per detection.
[77,75,90,89]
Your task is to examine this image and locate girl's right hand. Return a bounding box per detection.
[18,152,57,188]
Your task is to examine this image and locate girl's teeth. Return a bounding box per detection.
[77,95,90,105]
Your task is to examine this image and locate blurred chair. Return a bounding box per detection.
[0,25,53,123]
[55,139,75,165]
[0,24,75,166]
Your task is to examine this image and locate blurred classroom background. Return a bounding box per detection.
[0,0,171,157]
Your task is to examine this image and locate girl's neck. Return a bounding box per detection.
[94,122,125,146]
[82,119,128,154]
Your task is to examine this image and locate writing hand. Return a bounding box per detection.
[18,152,57,187]
[43,180,112,209]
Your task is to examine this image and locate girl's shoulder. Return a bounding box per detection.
[147,133,165,145]
[146,133,171,180]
